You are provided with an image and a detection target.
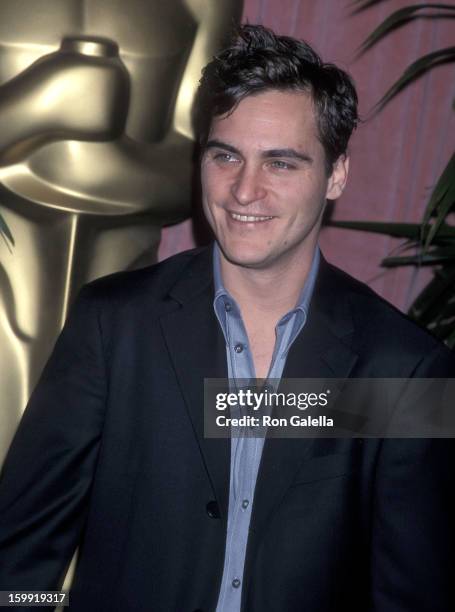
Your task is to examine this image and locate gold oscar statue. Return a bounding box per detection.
[0,0,243,465]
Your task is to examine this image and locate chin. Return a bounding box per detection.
[219,245,272,269]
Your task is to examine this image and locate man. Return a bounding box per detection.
[0,25,453,612]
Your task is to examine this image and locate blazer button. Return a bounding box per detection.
[206,500,220,519]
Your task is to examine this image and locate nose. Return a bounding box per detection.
[231,163,267,206]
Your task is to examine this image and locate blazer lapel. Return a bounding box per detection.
[159,248,231,520]
[160,249,361,588]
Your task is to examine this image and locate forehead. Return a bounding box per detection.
[209,89,321,151]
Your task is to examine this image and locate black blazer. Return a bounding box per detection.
[0,246,454,612]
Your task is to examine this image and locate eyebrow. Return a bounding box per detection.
[205,140,313,164]
[205,140,240,155]
[265,148,313,164]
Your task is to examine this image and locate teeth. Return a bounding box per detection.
[230,213,274,222]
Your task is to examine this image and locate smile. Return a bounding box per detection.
[230,212,274,222]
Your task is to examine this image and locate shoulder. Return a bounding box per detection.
[64,246,212,333]
[319,259,453,375]
[78,246,209,307]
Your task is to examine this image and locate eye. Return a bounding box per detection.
[213,152,240,164]
[269,160,296,170]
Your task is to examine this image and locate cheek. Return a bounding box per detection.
[285,188,327,226]
[200,166,211,196]
[201,166,224,201]
[201,173,223,226]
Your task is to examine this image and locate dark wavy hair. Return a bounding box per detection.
[194,24,358,173]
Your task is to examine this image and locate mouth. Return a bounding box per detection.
[229,212,275,223]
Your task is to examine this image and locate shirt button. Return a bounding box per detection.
[241,499,249,509]
[232,578,241,589]
[234,343,244,353]
[225,302,232,312]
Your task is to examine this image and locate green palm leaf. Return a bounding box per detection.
[376,47,455,110]
[410,267,455,322]
[359,4,455,52]
[421,154,455,249]
[422,154,455,223]
[423,182,455,250]
[350,0,389,12]
[344,1,455,345]
[382,246,455,267]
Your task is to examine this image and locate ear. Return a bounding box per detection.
[326,155,349,200]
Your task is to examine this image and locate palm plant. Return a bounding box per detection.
[330,1,455,346]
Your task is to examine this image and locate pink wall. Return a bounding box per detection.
[159,0,455,312]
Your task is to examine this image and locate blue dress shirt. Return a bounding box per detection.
[212,243,320,612]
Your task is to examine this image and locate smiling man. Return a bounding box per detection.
[0,25,454,612]
[201,89,346,271]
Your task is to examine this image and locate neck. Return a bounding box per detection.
[219,245,317,318]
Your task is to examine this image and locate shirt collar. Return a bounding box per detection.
[212,241,320,317]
